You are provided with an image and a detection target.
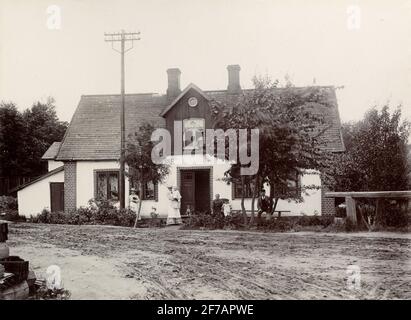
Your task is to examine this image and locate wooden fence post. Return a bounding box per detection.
[345,196,357,225]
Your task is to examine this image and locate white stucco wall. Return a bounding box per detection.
[48,160,63,171]
[17,170,64,217]
[230,171,322,216]
[72,157,321,217]
[143,155,322,217]
[17,157,322,219]
[76,161,123,207]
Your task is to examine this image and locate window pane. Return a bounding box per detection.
[97,173,107,199]
[233,180,258,199]
[183,118,205,149]
[144,181,155,200]
[109,173,119,200]
[234,182,242,198]
[183,129,195,148]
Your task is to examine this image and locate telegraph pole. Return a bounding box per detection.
[104,30,140,209]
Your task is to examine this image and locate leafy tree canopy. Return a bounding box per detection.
[0,97,68,178]
[211,75,335,220]
[329,105,410,192]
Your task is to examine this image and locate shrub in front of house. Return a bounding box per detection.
[183,213,223,230]
[87,199,136,226]
[29,207,136,227]
[28,199,137,227]
[182,212,336,232]
[354,201,408,230]
[115,209,136,227]
[0,196,18,211]
[0,196,25,222]
[256,218,295,232]
[382,203,409,228]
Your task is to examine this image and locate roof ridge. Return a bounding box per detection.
[81,93,162,98]
[79,85,335,98]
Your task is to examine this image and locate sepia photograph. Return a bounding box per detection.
[0,0,410,310]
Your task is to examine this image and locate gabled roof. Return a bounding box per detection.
[16,166,64,191]
[41,142,61,160]
[160,83,210,117]
[56,94,167,161]
[56,85,345,161]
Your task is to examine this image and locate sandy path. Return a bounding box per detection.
[5,223,411,300]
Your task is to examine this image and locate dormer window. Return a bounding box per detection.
[183,118,205,150]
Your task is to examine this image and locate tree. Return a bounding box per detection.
[0,98,68,196]
[0,102,26,177]
[125,123,170,227]
[330,105,410,192]
[212,76,334,224]
[21,98,68,176]
[329,105,410,228]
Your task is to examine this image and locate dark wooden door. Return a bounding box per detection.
[50,182,64,212]
[180,171,195,214]
[195,170,210,213]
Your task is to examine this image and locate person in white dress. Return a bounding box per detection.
[167,186,182,225]
[222,199,232,217]
[129,188,141,220]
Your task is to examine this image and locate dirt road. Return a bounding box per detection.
[5,223,411,299]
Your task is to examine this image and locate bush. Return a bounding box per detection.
[224,213,248,230]
[0,196,17,211]
[1,210,26,222]
[0,196,24,221]
[183,213,225,230]
[323,218,359,232]
[182,212,335,232]
[355,200,408,229]
[29,199,138,227]
[343,218,357,232]
[295,215,334,227]
[32,209,69,224]
[384,203,408,228]
[116,209,136,227]
[256,218,295,232]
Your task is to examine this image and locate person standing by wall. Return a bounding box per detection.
[257,189,272,220]
[167,186,182,225]
[212,194,224,218]
[129,188,140,220]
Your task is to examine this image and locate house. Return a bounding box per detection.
[17,65,345,218]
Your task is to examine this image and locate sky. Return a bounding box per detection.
[1,0,410,125]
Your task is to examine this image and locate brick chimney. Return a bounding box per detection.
[166,68,181,101]
[227,64,241,94]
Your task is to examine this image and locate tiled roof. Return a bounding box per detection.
[41,142,61,160]
[56,86,344,161]
[56,94,167,160]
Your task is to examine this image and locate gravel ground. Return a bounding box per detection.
[5,223,411,300]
